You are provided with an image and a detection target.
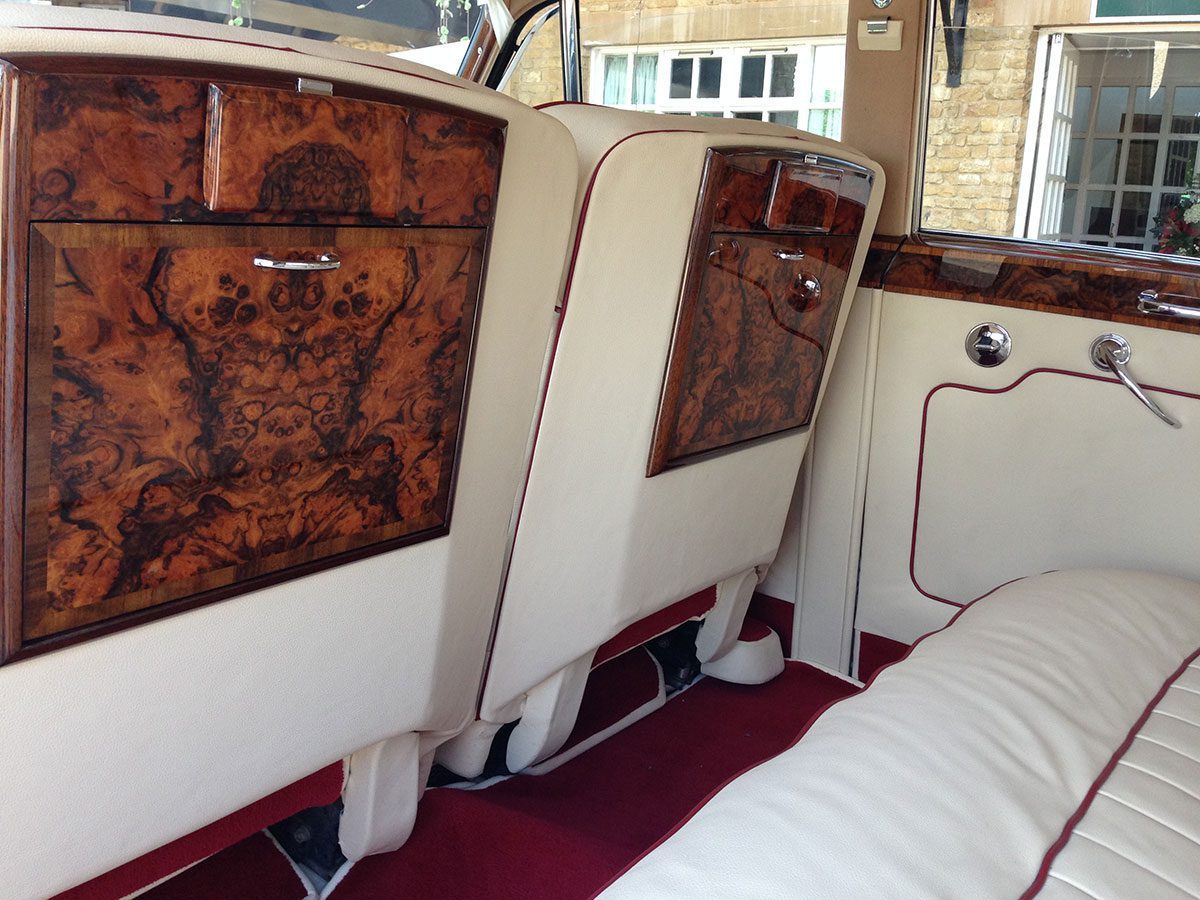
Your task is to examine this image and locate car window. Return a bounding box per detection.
[501,0,848,133]
[920,3,1200,259]
[17,0,481,74]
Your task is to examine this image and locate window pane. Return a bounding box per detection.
[697,58,722,99]
[1131,86,1165,133]
[740,55,766,98]
[1125,139,1157,186]
[1117,191,1151,238]
[1088,139,1121,184]
[1096,87,1128,133]
[501,11,564,108]
[1066,137,1085,184]
[769,110,799,128]
[1072,86,1093,134]
[810,45,844,104]
[603,56,629,106]
[1172,86,1200,134]
[1164,140,1199,187]
[695,111,723,117]
[1060,188,1078,234]
[771,54,797,98]
[670,59,693,99]
[1084,191,1115,235]
[632,54,658,105]
[808,108,842,139]
[734,111,764,120]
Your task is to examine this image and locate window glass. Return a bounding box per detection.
[632,54,658,104]
[741,56,766,98]
[36,0,477,73]
[576,1,847,130]
[771,54,798,97]
[697,57,723,98]
[670,59,694,99]
[921,12,1200,259]
[502,8,565,107]
[603,55,630,105]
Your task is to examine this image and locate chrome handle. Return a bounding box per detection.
[1137,290,1200,322]
[253,252,341,271]
[1090,333,1181,429]
[772,249,806,261]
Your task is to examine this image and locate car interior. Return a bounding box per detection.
[0,0,1198,897]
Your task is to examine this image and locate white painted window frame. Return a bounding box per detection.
[588,37,845,138]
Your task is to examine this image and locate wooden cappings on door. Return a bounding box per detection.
[649,149,874,475]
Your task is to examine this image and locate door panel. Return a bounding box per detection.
[857,288,1200,644]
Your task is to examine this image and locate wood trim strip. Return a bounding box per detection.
[860,233,1200,335]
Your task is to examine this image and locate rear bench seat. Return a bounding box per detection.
[602,569,1200,898]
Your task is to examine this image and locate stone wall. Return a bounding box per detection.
[502,19,566,105]
[921,0,1038,236]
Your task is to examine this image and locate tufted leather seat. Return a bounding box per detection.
[601,569,1200,898]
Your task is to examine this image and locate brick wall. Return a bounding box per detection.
[921,0,1038,236]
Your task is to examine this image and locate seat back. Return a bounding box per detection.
[0,9,578,896]
[471,105,884,770]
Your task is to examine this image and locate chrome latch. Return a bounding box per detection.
[297,77,334,96]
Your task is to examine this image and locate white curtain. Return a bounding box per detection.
[604,56,628,105]
[632,54,657,105]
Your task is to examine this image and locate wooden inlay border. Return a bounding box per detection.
[859,234,1200,336]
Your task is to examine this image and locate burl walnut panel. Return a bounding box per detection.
[23,224,485,643]
[27,73,502,226]
[658,234,858,469]
[205,84,407,217]
[649,149,872,475]
[711,150,871,235]
[873,237,1200,336]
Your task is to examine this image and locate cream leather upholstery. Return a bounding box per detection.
[859,293,1200,645]
[603,569,1200,899]
[469,105,884,767]
[0,9,577,897]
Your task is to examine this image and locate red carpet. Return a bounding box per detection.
[332,662,856,899]
[142,832,309,900]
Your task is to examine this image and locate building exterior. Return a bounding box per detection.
[505,0,1200,257]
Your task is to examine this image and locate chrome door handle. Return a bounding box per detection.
[253,252,341,271]
[1090,333,1181,429]
[1137,290,1200,321]
[772,249,806,261]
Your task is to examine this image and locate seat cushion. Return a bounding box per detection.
[601,569,1200,898]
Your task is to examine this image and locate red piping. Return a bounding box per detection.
[1020,643,1200,898]
[909,367,1200,607]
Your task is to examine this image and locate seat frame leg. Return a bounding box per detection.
[434,719,507,779]
[505,653,593,773]
[695,568,759,665]
[339,732,424,861]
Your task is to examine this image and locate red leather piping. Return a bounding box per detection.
[1020,643,1200,898]
[591,589,996,896]
[910,367,1200,607]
